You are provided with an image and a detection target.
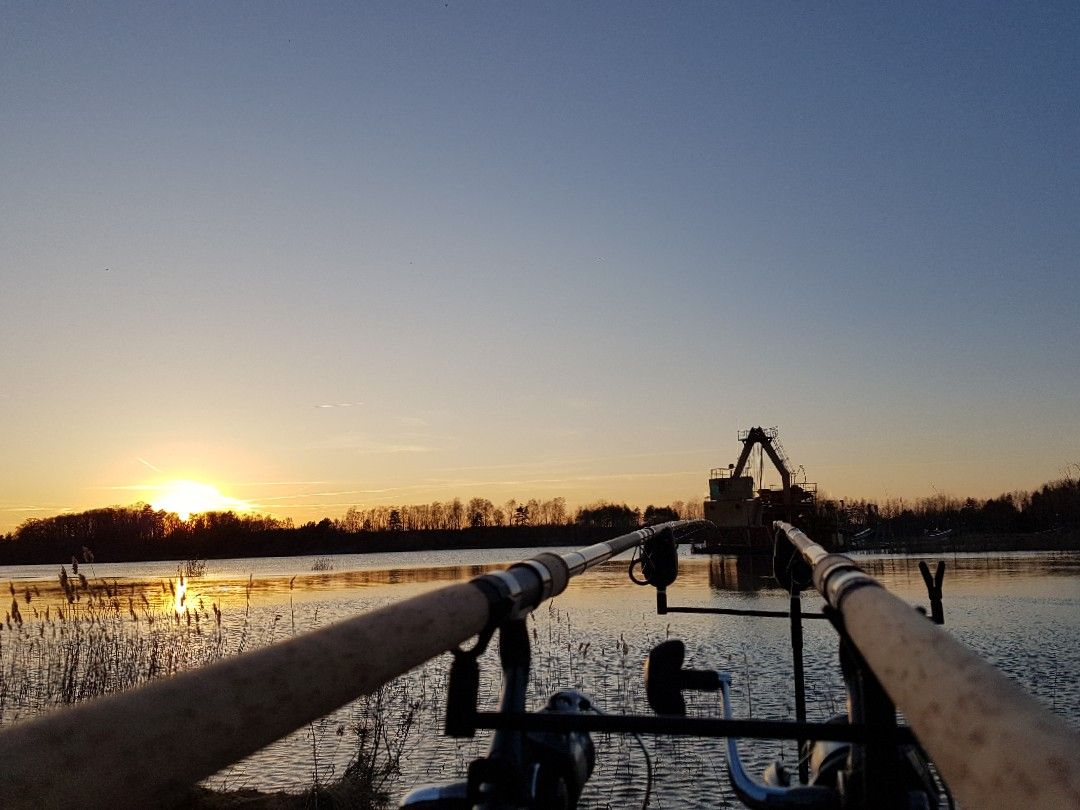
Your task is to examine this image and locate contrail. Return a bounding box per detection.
[137,457,164,474]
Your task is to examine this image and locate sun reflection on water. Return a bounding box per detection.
[173,573,187,613]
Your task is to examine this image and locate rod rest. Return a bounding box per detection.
[645,639,721,716]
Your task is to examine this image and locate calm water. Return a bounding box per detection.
[3,549,1078,808]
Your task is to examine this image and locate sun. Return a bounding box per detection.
[150,480,251,520]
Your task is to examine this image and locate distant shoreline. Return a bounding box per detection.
[844,529,1080,555]
[0,524,612,567]
[1,524,1077,567]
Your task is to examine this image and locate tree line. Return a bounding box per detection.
[335,497,704,533]
[1,471,1077,565]
[0,497,703,564]
[837,466,1080,542]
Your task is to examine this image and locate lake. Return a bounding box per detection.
[2,548,1078,808]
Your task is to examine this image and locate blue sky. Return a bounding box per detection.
[2,2,1078,528]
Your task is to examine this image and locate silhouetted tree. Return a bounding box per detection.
[575,503,639,529]
[643,505,679,525]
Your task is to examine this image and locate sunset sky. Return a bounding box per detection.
[2,2,1078,531]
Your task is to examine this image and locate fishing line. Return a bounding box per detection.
[628,544,650,585]
[591,704,652,810]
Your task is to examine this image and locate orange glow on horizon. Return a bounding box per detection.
[149,480,251,521]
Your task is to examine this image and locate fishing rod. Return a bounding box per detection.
[2,520,1077,808]
[406,521,1080,809]
[406,520,868,810]
[0,521,702,809]
[405,519,905,809]
[772,521,1080,809]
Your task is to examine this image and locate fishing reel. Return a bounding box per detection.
[627,526,948,809]
[399,619,596,810]
[402,523,949,810]
[399,689,595,810]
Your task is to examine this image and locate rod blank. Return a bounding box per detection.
[0,521,700,808]
[774,520,1080,809]
[0,583,490,809]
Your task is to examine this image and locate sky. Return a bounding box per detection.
[1,1,1078,530]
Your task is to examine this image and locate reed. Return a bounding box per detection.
[0,571,399,807]
[1,573,227,724]
[0,575,667,808]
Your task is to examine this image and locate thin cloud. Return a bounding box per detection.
[253,488,400,503]
[561,396,598,411]
[314,401,364,409]
[245,471,703,511]
[97,483,195,493]
[435,448,715,473]
[254,502,373,510]
[309,431,454,454]
[359,443,436,455]
[228,480,329,487]
[290,471,702,498]
[202,468,707,516]
[439,471,702,489]
[99,480,330,490]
